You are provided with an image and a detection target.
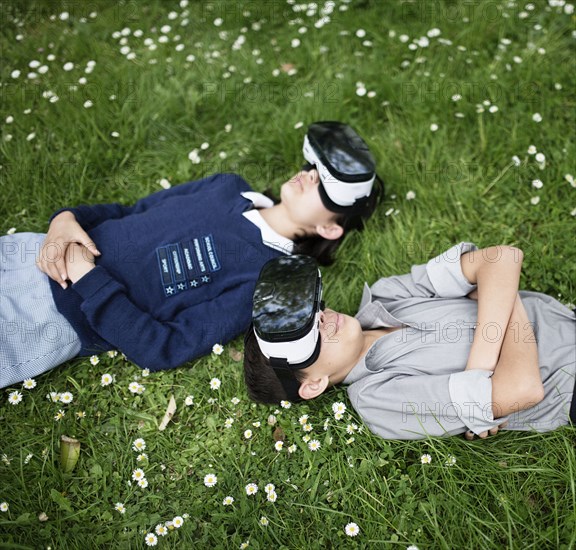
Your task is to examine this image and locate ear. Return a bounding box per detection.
[298,375,330,400]
[315,222,344,241]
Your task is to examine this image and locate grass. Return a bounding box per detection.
[1,0,575,548]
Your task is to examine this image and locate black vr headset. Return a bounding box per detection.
[302,121,380,215]
[251,255,323,401]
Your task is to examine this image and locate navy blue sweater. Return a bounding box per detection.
[49,174,286,370]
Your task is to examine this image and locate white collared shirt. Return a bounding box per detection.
[241,191,294,254]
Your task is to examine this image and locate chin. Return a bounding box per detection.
[279,182,291,201]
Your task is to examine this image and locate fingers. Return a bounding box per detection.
[464,425,504,440]
[37,242,68,289]
[54,257,68,289]
[82,239,100,257]
[464,430,487,440]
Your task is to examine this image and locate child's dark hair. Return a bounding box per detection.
[243,328,306,404]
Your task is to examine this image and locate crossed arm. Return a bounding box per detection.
[36,211,99,287]
[460,246,544,438]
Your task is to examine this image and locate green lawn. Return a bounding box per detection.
[1,0,575,548]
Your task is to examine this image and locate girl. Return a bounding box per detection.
[1,158,381,388]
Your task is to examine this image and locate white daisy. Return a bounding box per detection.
[22,378,36,389]
[8,391,23,405]
[308,440,321,451]
[245,483,258,496]
[144,533,157,546]
[60,392,73,404]
[345,522,360,537]
[204,473,218,487]
[172,516,184,528]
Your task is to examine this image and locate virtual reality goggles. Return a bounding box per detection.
[252,255,323,396]
[303,121,378,214]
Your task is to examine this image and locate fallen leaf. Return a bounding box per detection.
[273,426,285,442]
[158,394,177,431]
[228,347,243,362]
[59,435,81,473]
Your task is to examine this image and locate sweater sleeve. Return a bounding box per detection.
[71,265,252,370]
[347,367,508,440]
[50,174,244,231]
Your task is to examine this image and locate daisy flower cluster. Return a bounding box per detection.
[114,435,189,545]
[144,515,187,546]
[6,377,39,406]
[128,438,150,487]
[332,401,347,420]
[128,381,146,395]
[510,145,574,209]
[217,480,279,511]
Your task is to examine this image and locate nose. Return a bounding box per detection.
[319,308,334,325]
[308,168,320,185]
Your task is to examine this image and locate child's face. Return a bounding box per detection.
[279,169,340,230]
[310,308,365,381]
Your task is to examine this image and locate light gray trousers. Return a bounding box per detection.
[0,233,81,388]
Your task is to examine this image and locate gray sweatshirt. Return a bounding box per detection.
[344,243,576,440]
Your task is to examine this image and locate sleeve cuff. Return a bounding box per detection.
[448,369,508,435]
[72,265,122,300]
[426,242,478,298]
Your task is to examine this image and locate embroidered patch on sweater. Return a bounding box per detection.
[156,235,221,297]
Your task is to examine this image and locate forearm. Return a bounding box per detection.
[462,246,523,371]
[490,295,543,418]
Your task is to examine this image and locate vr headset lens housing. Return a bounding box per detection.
[252,255,322,369]
[303,121,376,213]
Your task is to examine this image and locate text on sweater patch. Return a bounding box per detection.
[156,235,221,297]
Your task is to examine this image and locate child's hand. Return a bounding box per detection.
[464,422,508,441]
[37,211,100,289]
[64,242,96,284]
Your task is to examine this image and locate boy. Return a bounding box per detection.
[244,243,576,440]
